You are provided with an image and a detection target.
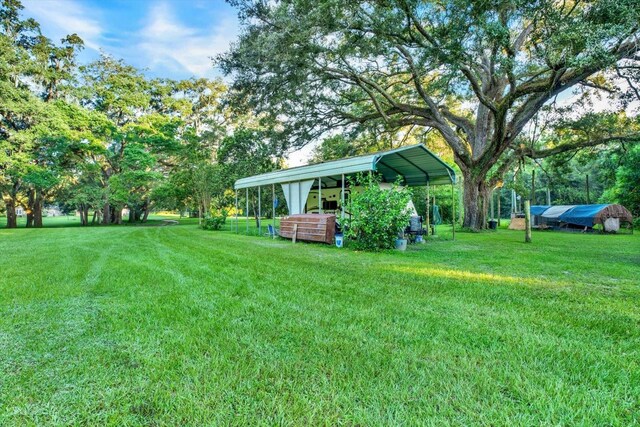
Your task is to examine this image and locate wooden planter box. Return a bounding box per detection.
[279,214,336,244]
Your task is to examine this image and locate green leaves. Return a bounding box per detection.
[601,142,640,217]
[343,174,413,251]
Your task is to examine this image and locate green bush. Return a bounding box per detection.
[201,209,228,230]
[343,175,412,251]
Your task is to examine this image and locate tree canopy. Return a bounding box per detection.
[219,0,640,229]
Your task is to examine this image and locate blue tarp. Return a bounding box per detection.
[558,204,610,227]
[530,205,551,216]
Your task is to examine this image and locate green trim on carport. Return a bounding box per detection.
[234,144,456,190]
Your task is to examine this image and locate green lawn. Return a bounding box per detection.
[1,221,638,425]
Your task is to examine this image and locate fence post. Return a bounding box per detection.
[524,200,532,243]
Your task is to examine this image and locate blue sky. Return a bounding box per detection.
[23,0,240,80]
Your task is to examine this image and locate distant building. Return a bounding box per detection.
[45,206,64,217]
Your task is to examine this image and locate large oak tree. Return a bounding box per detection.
[219,0,640,229]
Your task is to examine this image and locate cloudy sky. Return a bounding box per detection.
[23,0,239,80]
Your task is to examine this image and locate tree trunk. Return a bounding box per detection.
[114,208,122,225]
[129,207,136,223]
[461,171,490,230]
[26,188,35,227]
[142,205,150,223]
[254,205,260,229]
[102,202,111,225]
[78,204,86,226]
[33,193,43,228]
[5,198,17,228]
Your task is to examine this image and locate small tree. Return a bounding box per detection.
[201,208,228,231]
[344,175,412,251]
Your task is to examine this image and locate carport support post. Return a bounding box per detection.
[318,177,322,214]
[235,190,238,233]
[272,184,275,234]
[258,186,262,235]
[425,182,430,237]
[245,188,249,234]
[341,174,345,220]
[451,183,455,241]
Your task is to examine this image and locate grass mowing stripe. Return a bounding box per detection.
[0,220,638,425]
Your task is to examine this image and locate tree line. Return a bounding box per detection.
[2,0,639,231]
[0,0,283,229]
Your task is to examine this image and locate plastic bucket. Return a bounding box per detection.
[395,238,407,251]
[488,220,498,230]
[415,235,424,243]
[335,233,344,248]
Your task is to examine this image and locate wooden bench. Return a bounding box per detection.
[279,214,336,244]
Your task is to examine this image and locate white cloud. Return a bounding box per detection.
[22,0,104,50]
[135,2,238,78]
[21,0,238,79]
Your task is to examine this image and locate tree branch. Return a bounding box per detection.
[459,65,498,113]
[520,135,639,159]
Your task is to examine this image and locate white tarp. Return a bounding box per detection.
[541,205,576,219]
[281,180,314,215]
[378,182,418,215]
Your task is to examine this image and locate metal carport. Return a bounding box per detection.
[233,144,457,238]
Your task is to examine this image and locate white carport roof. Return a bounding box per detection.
[234,144,456,190]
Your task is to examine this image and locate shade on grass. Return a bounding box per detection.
[0,221,638,425]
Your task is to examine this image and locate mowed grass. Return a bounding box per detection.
[0,221,638,425]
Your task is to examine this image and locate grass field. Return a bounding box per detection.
[1,219,639,425]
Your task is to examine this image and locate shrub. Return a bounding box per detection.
[202,209,228,230]
[343,174,412,251]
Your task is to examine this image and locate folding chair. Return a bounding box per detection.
[265,224,279,238]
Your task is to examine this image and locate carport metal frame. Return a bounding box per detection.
[233,144,458,240]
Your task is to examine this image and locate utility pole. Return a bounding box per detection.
[497,187,501,226]
[586,174,590,204]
